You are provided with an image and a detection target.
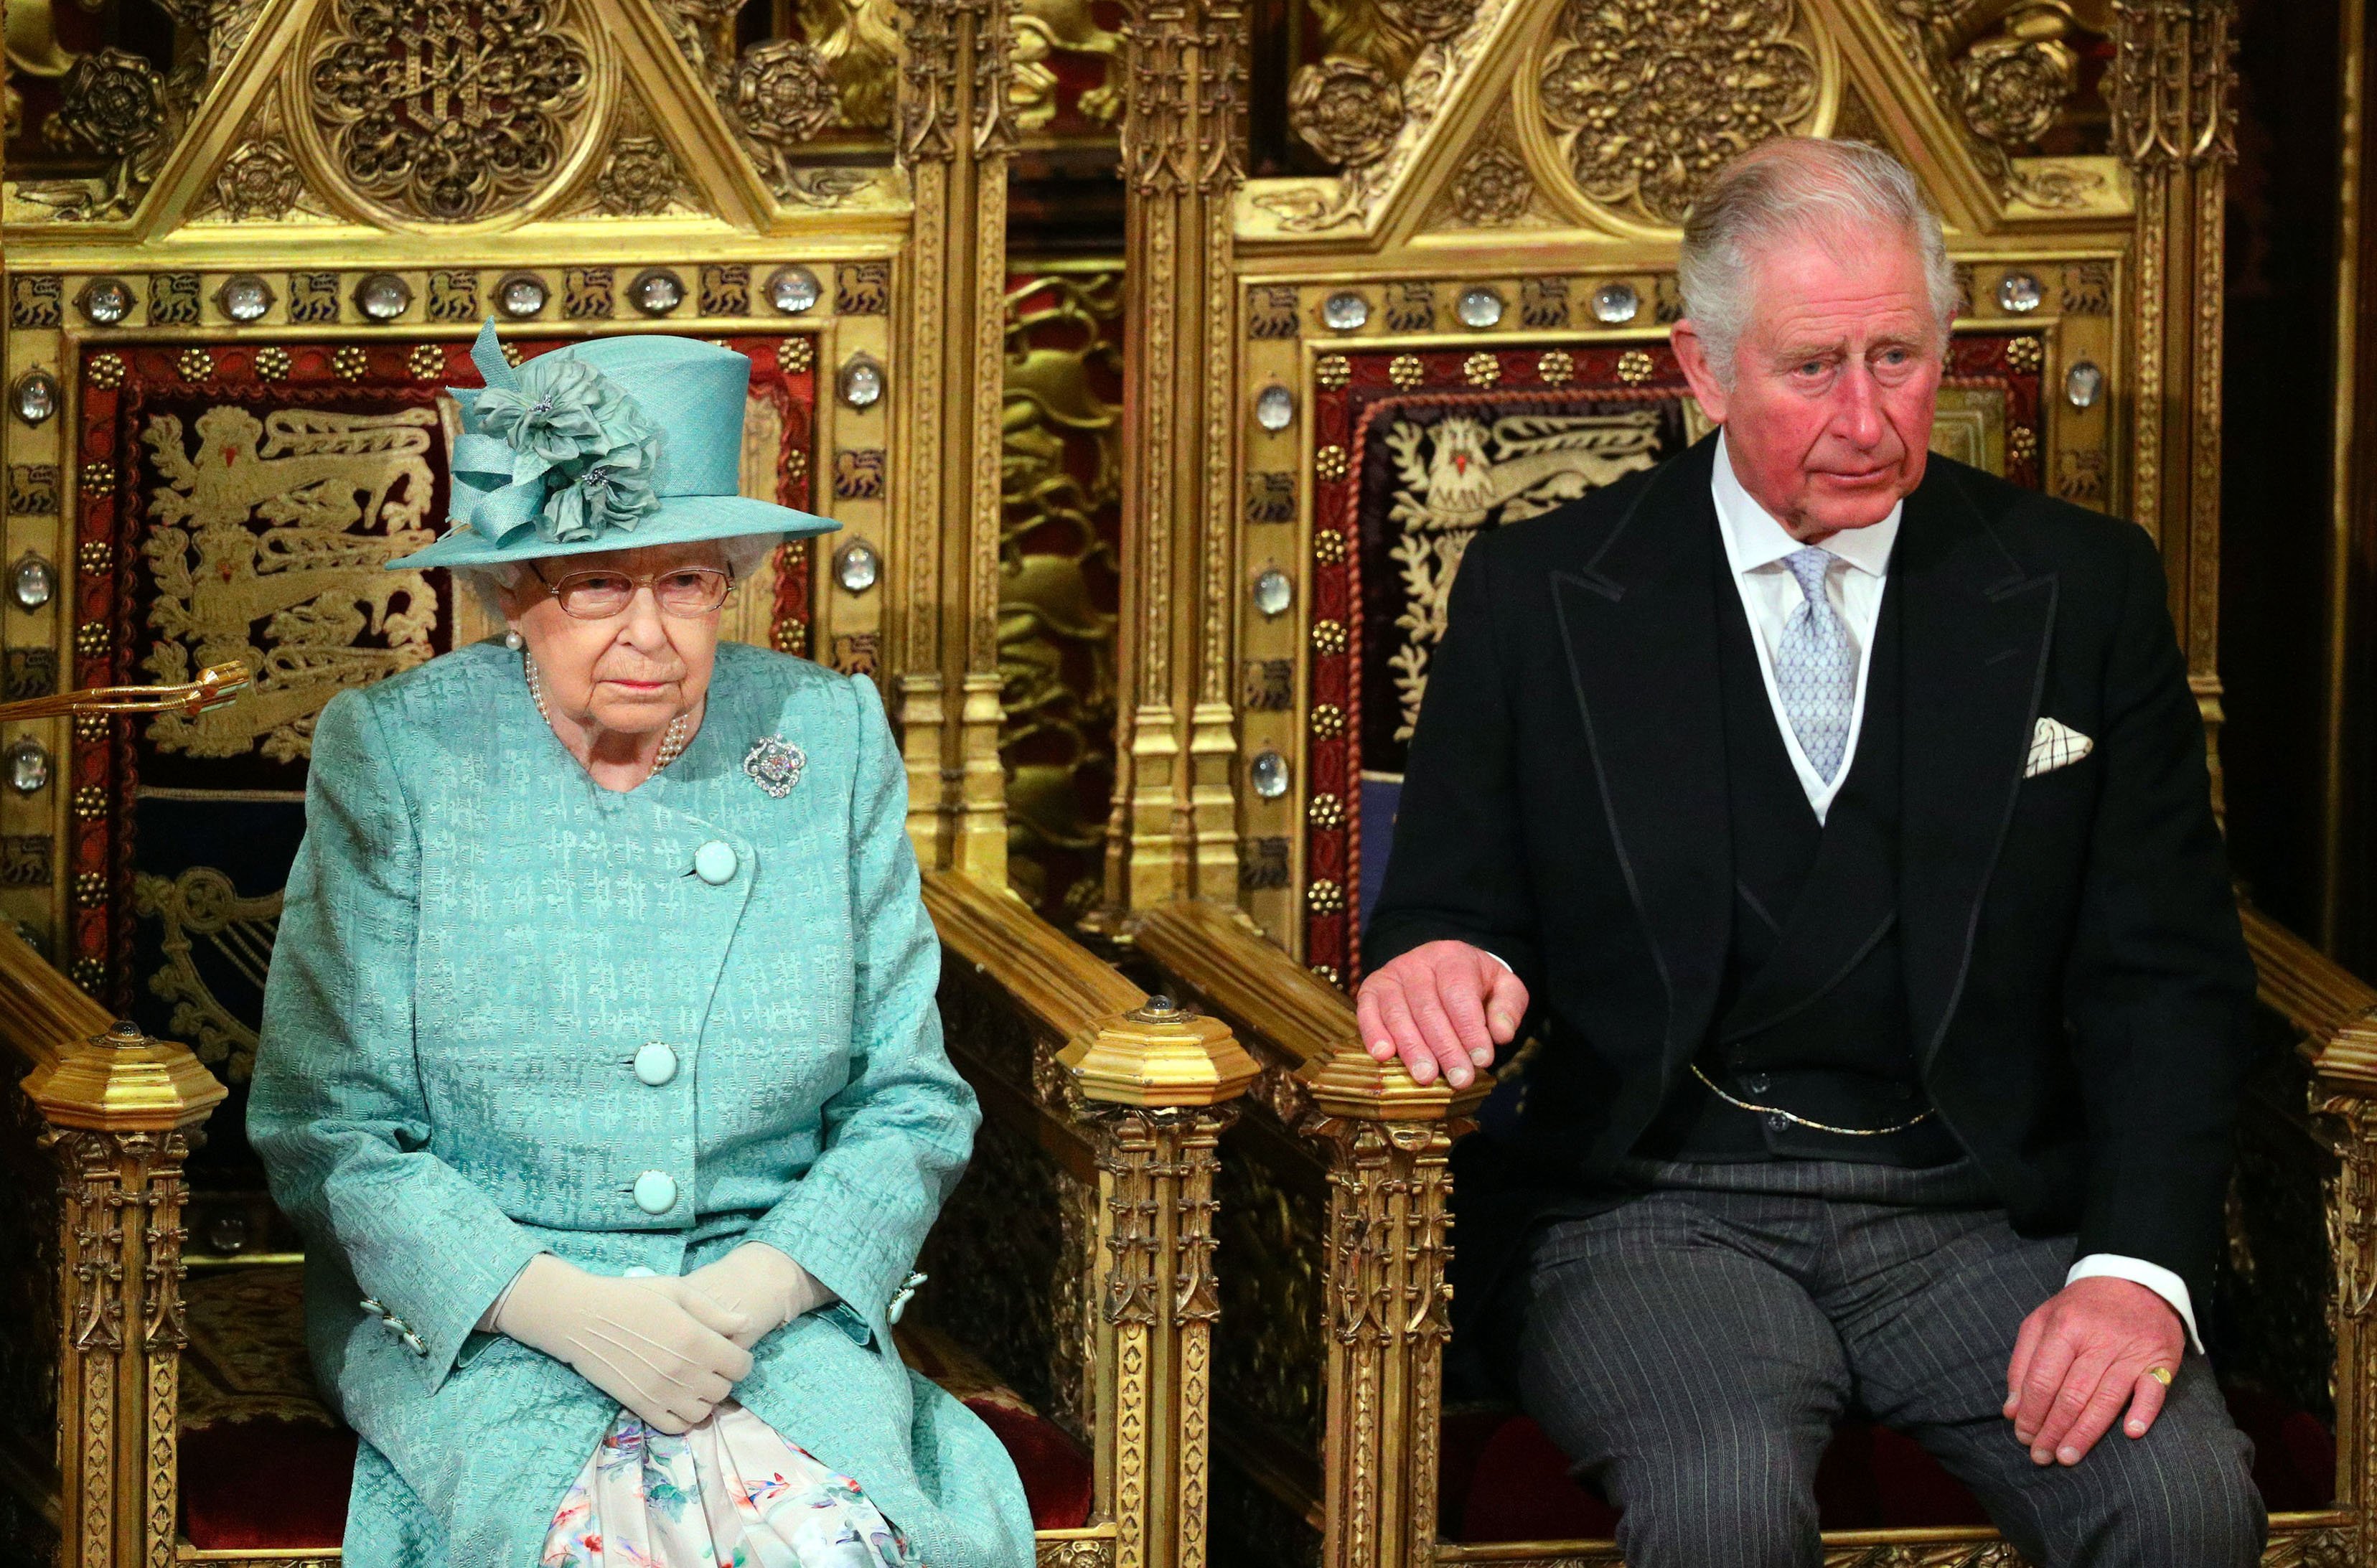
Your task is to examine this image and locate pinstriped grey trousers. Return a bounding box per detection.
[1513,1159,2265,1568]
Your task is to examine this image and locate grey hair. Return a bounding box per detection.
[451,532,782,625]
[1677,138,1958,384]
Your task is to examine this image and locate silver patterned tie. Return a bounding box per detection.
[1775,546,1855,782]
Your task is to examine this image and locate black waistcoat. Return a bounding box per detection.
[1633,534,1961,1166]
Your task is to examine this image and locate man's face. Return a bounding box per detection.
[1673,224,1944,543]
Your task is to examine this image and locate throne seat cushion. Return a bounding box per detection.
[1443,1389,2336,1544]
[178,1267,1094,1550]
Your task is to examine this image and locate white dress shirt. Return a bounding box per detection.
[1707,433,2200,1350]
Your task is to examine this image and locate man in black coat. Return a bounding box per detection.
[1360,138,2265,1567]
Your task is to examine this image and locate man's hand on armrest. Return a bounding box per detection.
[1356,939,1529,1091]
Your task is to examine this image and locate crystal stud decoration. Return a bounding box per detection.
[1322,291,1369,332]
[1252,568,1293,618]
[766,266,822,315]
[9,739,50,795]
[496,272,549,319]
[1456,287,1505,329]
[77,278,132,325]
[217,274,273,323]
[355,273,413,321]
[11,370,59,426]
[1249,749,1290,799]
[629,268,685,316]
[1996,272,2043,314]
[833,539,881,593]
[1255,382,1296,432]
[12,554,55,611]
[838,354,885,409]
[2065,360,2104,409]
[1592,281,1641,324]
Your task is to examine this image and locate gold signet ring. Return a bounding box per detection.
[2145,1366,2174,1386]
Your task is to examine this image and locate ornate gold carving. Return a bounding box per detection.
[1011,0,1122,132]
[1539,349,1576,385]
[1534,0,1820,226]
[304,0,595,222]
[731,42,840,187]
[34,47,177,220]
[213,138,305,222]
[1036,1538,1118,1568]
[1450,141,1532,226]
[1617,348,1656,385]
[1462,351,1499,387]
[595,136,683,215]
[1885,1,2101,209]
[1288,56,1402,169]
[1001,268,1124,926]
[137,407,440,761]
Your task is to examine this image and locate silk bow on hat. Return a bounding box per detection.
[449,321,665,548]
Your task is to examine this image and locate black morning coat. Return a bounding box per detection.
[1364,435,2261,1374]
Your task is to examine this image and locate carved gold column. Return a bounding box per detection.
[2113,0,2237,808]
[1104,0,1247,913]
[896,0,1019,878]
[1300,1046,1483,1568]
[2312,1006,2377,1559]
[1064,998,1260,1568]
[22,1020,224,1568]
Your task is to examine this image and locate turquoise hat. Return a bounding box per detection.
[390,321,839,571]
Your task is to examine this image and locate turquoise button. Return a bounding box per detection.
[632,1171,678,1215]
[693,840,738,885]
[633,1041,678,1086]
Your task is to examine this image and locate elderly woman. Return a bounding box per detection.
[248,325,1033,1568]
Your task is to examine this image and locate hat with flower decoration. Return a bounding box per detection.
[389,321,838,571]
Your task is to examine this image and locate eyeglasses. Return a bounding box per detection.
[532,563,733,621]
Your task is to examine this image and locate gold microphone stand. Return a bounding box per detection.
[0,661,250,722]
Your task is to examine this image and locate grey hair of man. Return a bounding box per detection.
[454,532,779,623]
[1677,138,1959,387]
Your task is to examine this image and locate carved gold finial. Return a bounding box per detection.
[23,1018,228,1132]
[1061,996,1261,1107]
[1300,1038,1491,1122]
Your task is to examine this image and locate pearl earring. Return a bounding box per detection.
[504,630,525,652]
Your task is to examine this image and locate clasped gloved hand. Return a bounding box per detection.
[681,1241,835,1350]
[490,1253,754,1433]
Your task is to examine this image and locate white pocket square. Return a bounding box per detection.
[2025,717,2094,779]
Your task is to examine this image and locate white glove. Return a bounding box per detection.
[489,1254,754,1433]
[682,1241,835,1351]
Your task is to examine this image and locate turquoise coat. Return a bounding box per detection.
[248,639,1033,1567]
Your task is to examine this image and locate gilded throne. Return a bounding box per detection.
[0,0,1242,1562]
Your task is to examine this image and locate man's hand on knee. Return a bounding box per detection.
[2003,1276,2186,1468]
[1355,941,1528,1090]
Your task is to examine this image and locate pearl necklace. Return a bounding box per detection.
[525,655,691,778]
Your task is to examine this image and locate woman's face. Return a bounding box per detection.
[500,541,729,739]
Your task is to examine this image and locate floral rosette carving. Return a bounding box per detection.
[454,332,663,545]
[1288,55,1405,169]
[44,46,178,212]
[730,38,835,189]
[596,135,680,215]
[1536,0,1818,225]
[213,140,306,221]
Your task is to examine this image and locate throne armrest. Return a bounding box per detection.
[1133,901,1480,1568]
[921,872,1256,1568]
[0,921,225,1567]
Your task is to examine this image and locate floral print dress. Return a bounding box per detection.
[542,1403,918,1568]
